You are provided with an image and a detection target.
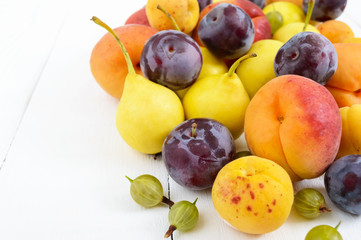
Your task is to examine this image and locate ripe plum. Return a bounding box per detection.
[140,30,203,90]
[324,154,361,215]
[162,118,235,190]
[248,0,265,9]
[198,3,255,59]
[302,0,347,21]
[274,31,338,85]
[198,0,213,11]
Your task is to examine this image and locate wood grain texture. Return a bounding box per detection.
[0,0,361,239]
[0,0,69,169]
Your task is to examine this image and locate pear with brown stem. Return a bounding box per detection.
[91,17,184,154]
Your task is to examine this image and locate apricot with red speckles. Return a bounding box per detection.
[212,156,293,234]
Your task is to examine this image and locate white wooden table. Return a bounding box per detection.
[1,0,361,239]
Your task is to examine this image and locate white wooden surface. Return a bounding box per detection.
[0,0,361,239]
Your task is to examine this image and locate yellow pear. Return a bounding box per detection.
[236,39,284,98]
[176,47,228,99]
[273,22,320,43]
[273,0,320,43]
[336,104,361,159]
[92,17,184,154]
[197,47,228,80]
[182,54,255,140]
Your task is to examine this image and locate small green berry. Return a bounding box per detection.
[305,221,343,240]
[294,188,331,219]
[266,10,283,34]
[164,198,199,238]
[126,174,173,208]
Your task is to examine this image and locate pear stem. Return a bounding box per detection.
[125,176,133,182]
[91,16,135,75]
[191,123,197,137]
[227,53,257,77]
[193,197,198,205]
[157,5,181,32]
[334,221,341,230]
[303,0,315,32]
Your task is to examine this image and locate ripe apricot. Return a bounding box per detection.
[90,24,158,99]
[325,43,361,107]
[317,20,354,44]
[212,156,294,234]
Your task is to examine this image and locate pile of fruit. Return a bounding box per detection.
[90,0,361,238]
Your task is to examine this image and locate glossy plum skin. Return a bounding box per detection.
[324,155,361,215]
[248,0,265,9]
[198,0,213,11]
[140,30,203,91]
[162,118,236,190]
[274,32,338,85]
[302,0,347,22]
[198,3,255,59]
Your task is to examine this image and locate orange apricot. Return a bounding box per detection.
[325,43,361,107]
[317,20,354,44]
[90,24,158,99]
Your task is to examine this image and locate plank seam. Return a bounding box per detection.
[0,15,67,172]
[167,175,175,240]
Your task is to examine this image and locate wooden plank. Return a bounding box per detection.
[0,0,361,240]
[0,0,170,239]
[0,0,70,169]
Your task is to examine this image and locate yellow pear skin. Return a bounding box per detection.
[176,47,228,100]
[183,72,250,140]
[273,22,320,43]
[116,73,184,154]
[236,40,283,99]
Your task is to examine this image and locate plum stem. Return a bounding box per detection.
[191,123,197,137]
[91,16,135,75]
[227,53,257,77]
[334,221,341,230]
[303,0,315,32]
[157,5,181,32]
[192,198,198,205]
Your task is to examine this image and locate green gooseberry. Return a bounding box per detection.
[266,10,283,34]
[305,221,343,240]
[164,198,199,238]
[126,174,174,208]
[294,188,331,219]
